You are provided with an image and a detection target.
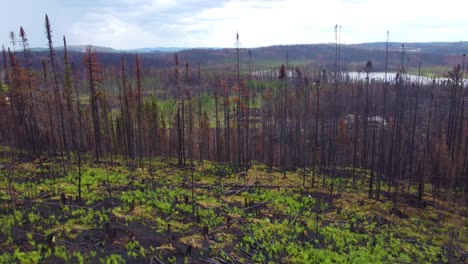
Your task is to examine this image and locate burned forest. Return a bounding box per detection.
[0,15,467,264]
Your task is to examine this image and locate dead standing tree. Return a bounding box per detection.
[45,14,69,162]
[19,27,38,152]
[83,47,103,162]
[136,53,144,168]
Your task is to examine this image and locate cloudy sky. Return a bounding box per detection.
[1,0,468,50]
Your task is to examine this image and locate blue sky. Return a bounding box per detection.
[1,0,468,50]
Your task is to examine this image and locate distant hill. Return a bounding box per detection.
[130,47,186,53]
[22,42,467,72]
[30,45,117,53]
[349,42,468,55]
[29,45,189,53]
[29,42,468,56]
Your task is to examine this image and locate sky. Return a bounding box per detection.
[1,0,468,50]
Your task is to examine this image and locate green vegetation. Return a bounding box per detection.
[407,66,451,78]
[0,149,466,263]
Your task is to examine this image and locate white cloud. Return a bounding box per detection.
[71,14,161,49]
[181,0,468,47]
[1,0,468,49]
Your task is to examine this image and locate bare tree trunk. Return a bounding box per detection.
[19,27,38,152]
[45,15,68,162]
[408,63,421,192]
[136,54,144,168]
[236,32,243,168]
[376,31,390,200]
[215,89,220,161]
[84,47,102,162]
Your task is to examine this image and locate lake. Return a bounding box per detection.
[343,71,459,85]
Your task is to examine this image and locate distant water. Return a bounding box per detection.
[344,71,466,85]
[253,69,466,85]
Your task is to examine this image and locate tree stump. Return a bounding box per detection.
[60,192,66,205]
[202,225,209,236]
